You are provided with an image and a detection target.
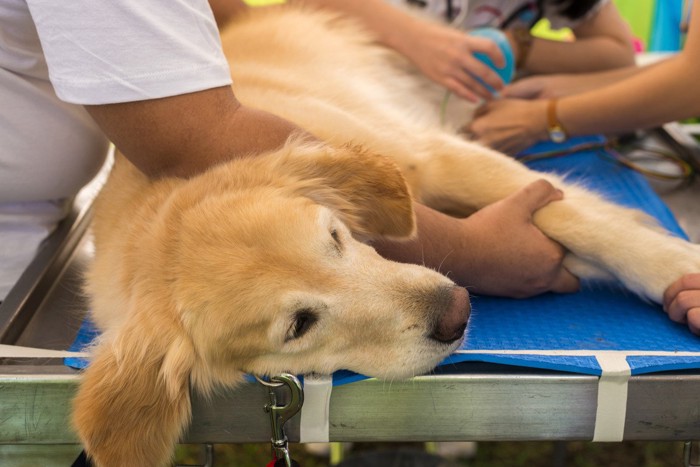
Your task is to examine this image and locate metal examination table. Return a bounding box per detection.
[2,128,700,458]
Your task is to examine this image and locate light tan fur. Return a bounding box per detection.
[73,6,700,466]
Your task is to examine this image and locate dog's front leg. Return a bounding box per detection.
[531,185,700,303]
[413,134,700,302]
[415,134,556,215]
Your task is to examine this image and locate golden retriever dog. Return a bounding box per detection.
[72,5,700,466]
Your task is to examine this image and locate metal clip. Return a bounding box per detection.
[257,374,304,467]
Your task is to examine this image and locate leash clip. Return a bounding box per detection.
[257,373,304,467]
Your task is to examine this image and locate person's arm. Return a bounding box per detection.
[290,0,505,102]
[521,2,635,75]
[503,64,643,100]
[374,180,579,297]
[555,21,700,137]
[469,0,700,155]
[85,86,306,178]
[208,0,249,29]
[664,273,700,335]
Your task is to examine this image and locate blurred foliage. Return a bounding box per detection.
[175,440,685,466]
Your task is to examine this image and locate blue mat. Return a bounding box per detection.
[442,136,700,379]
[67,136,700,384]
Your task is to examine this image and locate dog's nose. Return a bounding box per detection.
[430,286,470,343]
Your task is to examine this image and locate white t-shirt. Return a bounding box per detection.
[0,0,232,299]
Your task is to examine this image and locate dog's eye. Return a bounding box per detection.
[330,228,340,244]
[330,228,343,255]
[286,309,318,341]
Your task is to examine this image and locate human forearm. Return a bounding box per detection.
[373,183,579,298]
[492,54,700,148]
[504,65,642,100]
[555,0,700,136]
[373,203,469,283]
[469,53,700,154]
[557,54,700,137]
[208,0,249,29]
[86,86,311,178]
[524,1,634,74]
[525,36,634,74]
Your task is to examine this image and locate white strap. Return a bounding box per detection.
[300,374,333,443]
[593,353,631,442]
[0,343,90,359]
[455,348,684,442]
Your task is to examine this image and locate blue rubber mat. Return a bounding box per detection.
[442,136,700,378]
[67,136,700,384]
[64,317,98,370]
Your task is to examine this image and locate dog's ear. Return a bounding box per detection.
[275,141,416,240]
[72,312,195,467]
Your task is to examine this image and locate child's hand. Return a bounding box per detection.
[663,273,700,335]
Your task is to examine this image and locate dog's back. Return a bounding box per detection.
[222,7,443,145]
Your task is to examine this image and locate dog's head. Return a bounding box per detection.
[74,139,469,466]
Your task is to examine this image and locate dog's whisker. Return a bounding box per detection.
[436,249,455,275]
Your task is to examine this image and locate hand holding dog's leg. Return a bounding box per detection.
[456,179,580,297]
[374,180,579,298]
[663,273,700,335]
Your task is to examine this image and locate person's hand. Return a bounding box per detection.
[663,273,700,335]
[502,76,551,99]
[455,179,580,298]
[466,98,548,155]
[504,74,595,100]
[371,180,578,298]
[399,20,506,102]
